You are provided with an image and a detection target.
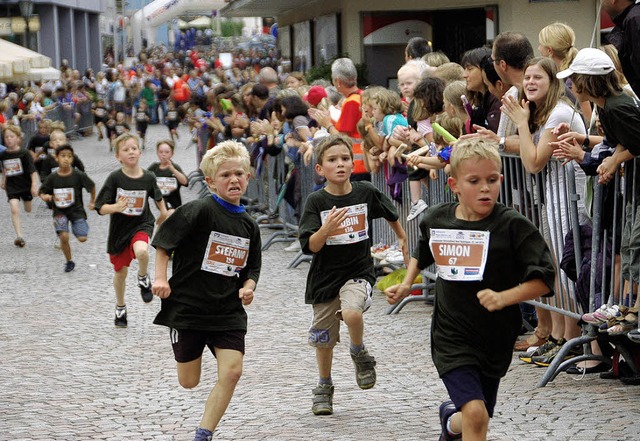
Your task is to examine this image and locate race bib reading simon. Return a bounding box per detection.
[320,203,369,245]
[53,187,74,208]
[116,188,147,216]
[202,231,250,277]
[429,229,490,281]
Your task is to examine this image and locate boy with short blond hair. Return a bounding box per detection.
[151,140,261,441]
[386,138,555,441]
[95,133,168,327]
[299,134,409,416]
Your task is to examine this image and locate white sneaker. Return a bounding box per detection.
[284,240,301,252]
[407,199,428,221]
[385,250,405,265]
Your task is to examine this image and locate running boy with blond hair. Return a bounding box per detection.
[151,140,261,441]
[95,133,168,327]
[386,138,555,441]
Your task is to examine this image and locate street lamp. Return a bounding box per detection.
[18,0,34,50]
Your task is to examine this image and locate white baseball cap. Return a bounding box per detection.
[557,47,616,79]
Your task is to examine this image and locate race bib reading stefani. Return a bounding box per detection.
[53,187,74,208]
[202,231,250,277]
[429,229,490,281]
[320,203,369,245]
[2,158,23,177]
[156,177,178,196]
[116,188,147,216]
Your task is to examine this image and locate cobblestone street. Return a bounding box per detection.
[1,124,639,441]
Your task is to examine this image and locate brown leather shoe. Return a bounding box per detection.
[514,329,548,351]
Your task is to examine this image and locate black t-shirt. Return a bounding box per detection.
[94,168,163,254]
[28,134,50,158]
[598,93,640,198]
[40,152,85,180]
[414,203,555,378]
[152,197,262,331]
[298,181,399,304]
[0,148,36,195]
[147,161,184,209]
[39,169,95,220]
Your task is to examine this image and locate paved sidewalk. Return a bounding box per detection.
[1,124,638,441]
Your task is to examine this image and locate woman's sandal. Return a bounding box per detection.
[514,328,548,352]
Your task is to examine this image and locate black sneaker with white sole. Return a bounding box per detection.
[114,306,127,328]
[138,274,153,303]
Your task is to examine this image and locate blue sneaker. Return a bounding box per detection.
[193,427,213,441]
[438,400,461,441]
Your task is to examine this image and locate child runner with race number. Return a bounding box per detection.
[151,141,261,441]
[385,138,555,441]
[298,134,409,416]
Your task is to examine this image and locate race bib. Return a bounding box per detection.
[116,188,147,216]
[53,187,74,208]
[202,231,250,277]
[156,177,178,196]
[2,158,23,176]
[136,112,147,121]
[320,203,369,245]
[429,229,490,281]
[95,108,106,117]
[167,111,177,120]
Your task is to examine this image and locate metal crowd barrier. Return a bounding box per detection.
[536,158,640,386]
[20,118,38,149]
[46,104,79,139]
[287,157,317,268]
[256,150,297,251]
[76,101,94,136]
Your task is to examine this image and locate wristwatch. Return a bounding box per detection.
[498,137,506,152]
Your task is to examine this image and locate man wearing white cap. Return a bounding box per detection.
[601,0,640,97]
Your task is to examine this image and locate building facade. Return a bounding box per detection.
[0,0,105,72]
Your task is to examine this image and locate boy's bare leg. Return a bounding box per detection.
[198,349,243,431]
[341,309,363,346]
[23,200,32,213]
[316,347,333,379]
[9,199,23,237]
[459,399,489,441]
[177,357,202,389]
[113,266,128,306]
[59,232,72,261]
[133,241,149,277]
[550,310,565,341]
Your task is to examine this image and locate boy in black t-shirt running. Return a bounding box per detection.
[386,139,555,441]
[298,135,409,416]
[39,144,96,272]
[0,125,38,247]
[151,140,261,441]
[95,134,168,327]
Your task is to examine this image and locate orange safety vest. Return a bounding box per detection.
[173,78,187,102]
[336,92,366,175]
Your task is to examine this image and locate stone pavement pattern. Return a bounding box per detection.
[1,124,639,441]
